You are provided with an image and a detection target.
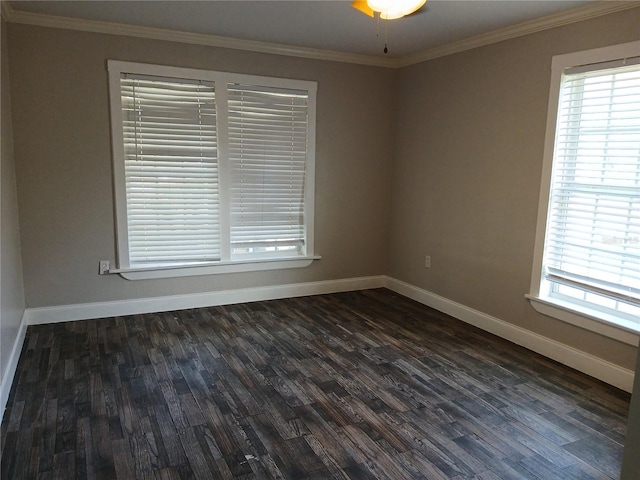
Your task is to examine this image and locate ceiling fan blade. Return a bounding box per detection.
[351,1,375,17]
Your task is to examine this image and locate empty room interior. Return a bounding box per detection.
[1,1,640,478]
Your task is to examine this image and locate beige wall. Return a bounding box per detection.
[389,7,640,370]
[7,24,395,308]
[1,18,25,388]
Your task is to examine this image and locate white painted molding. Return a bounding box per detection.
[0,311,28,419]
[527,295,640,347]
[2,1,637,69]
[384,277,636,393]
[8,276,385,419]
[397,2,640,67]
[25,275,387,325]
[7,274,634,405]
[1,7,397,69]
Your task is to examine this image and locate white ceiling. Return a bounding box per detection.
[8,0,604,59]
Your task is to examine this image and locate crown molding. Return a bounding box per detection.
[2,5,399,68]
[398,1,640,67]
[2,1,638,69]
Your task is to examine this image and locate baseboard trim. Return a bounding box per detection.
[385,277,635,393]
[0,311,28,419]
[17,274,634,393]
[25,275,387,325]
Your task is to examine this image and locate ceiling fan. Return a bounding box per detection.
[351,0,427,20]
[351,0,427,53]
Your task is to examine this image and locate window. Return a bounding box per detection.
[528,42,640,343]
[108,61,317,279]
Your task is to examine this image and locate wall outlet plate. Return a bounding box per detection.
[99,260,110,275]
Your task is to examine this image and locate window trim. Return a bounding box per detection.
[107,60,318,279]
[527,41,640,344]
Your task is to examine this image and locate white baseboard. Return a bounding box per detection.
[25,275,387,325]
[385,277,635,393]
[14,274,634,396]
[0,311,28,419]
[3,276,384,420]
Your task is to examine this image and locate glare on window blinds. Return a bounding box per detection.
[227,84,309,255]
[121,75,220,265]
[545,63,640,304]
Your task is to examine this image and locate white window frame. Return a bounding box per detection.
[108,60,318,280]
[527,41,640,346]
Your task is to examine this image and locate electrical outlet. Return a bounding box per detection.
[99,260,110,275]
[425,255,431,268]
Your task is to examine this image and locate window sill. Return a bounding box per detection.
[113,256,320,280]
[525,294,639,346]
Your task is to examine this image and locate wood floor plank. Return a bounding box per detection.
[1,289,630,479]
[563,435,625,479]
[52,450,76,480]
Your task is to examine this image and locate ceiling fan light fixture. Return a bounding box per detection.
[366,0,426,19]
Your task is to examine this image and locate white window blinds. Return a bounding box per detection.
[121,75,220,266]
[227,84,309,258]
[544,62,640,308]
[109,61,316,276]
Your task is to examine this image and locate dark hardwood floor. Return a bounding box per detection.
[0,289,631,479]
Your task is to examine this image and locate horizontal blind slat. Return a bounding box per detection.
[227,83,309,257]
[122,74,220,265]
[545,62,640,302]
